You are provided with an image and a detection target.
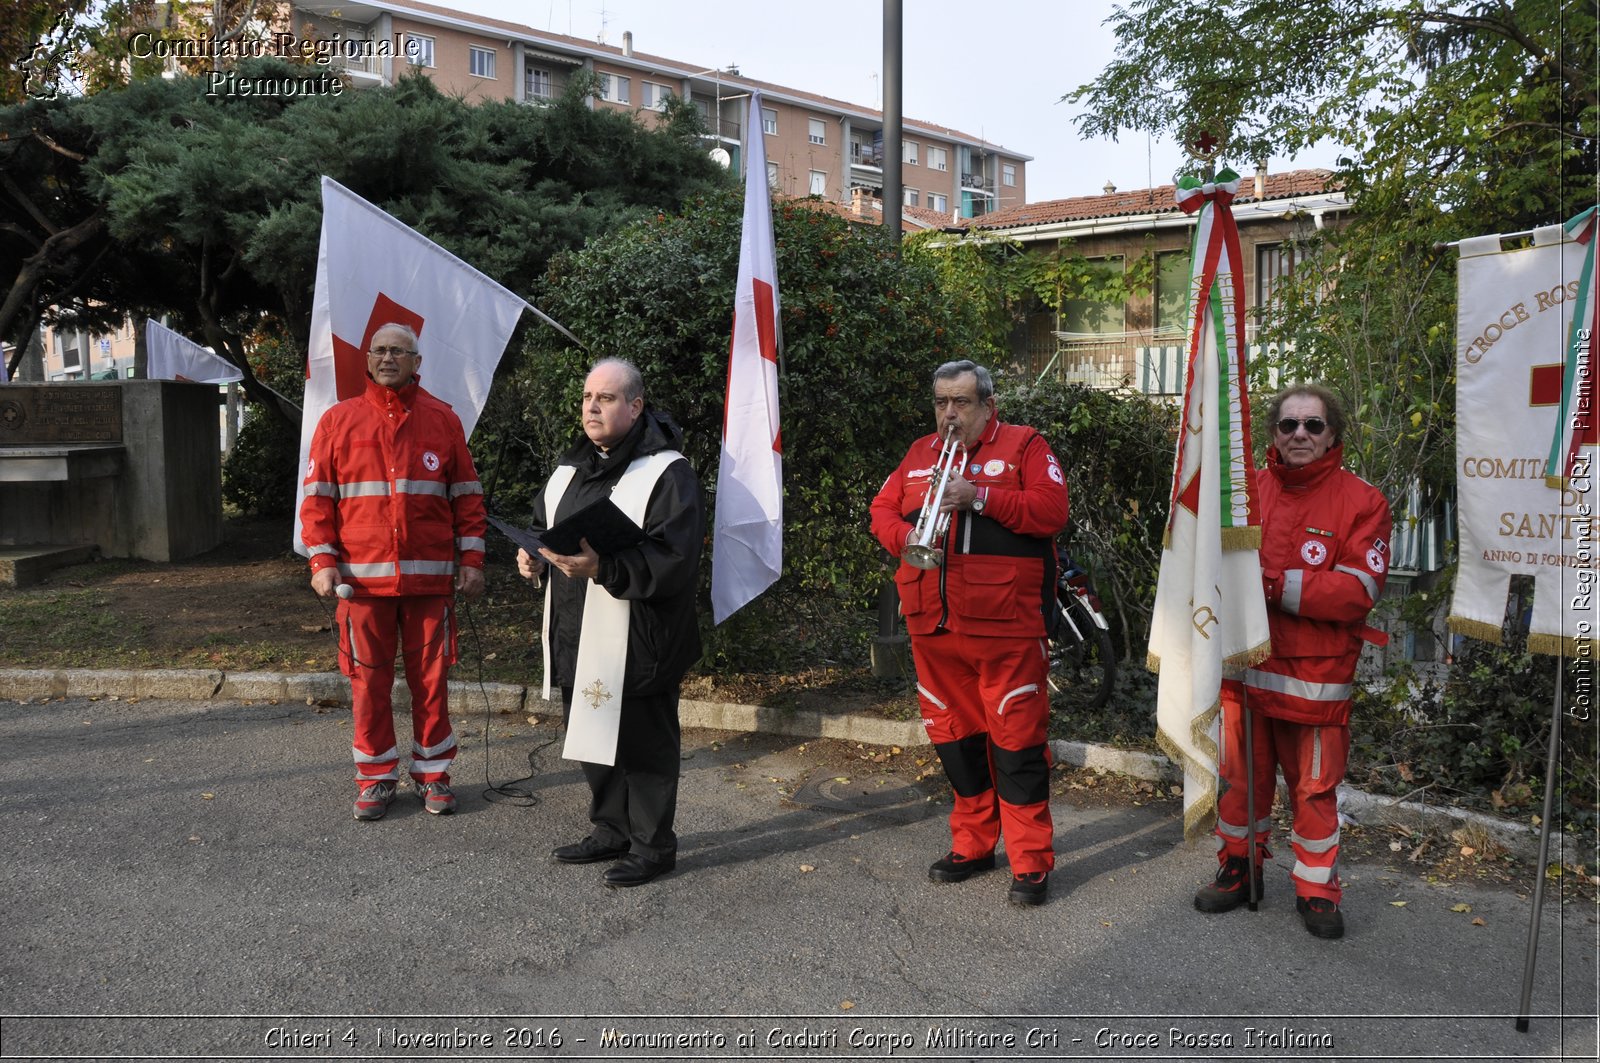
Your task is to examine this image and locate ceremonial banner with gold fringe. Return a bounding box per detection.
[1448,209,1597,657]
[1147,169,1272,840]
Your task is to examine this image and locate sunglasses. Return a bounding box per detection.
[1275,417,1328,436]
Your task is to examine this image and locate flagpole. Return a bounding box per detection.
[1513,648,1567,1031]
[1242,687,1260,911]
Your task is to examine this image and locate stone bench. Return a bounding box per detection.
[0,443,124,483]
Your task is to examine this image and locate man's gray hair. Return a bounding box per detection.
[1267,382,1347,443]
[591,357,645,402]
[933,359,994,401]
[372,322,420,354]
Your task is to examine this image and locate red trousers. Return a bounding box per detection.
[1216,680,1348,902]
[912,631,1054,874]
[337,595,458,786]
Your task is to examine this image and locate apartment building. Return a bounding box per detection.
[34,320,139,381]
[963,168,1351,394]
[287,0,1029,218]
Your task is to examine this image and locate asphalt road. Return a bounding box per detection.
[0,694,1594,1062]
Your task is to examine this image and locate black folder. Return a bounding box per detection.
[486,514,546,556]
[542,496,647,555]
[488,499,646,558]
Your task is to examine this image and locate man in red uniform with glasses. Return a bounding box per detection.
[871,360,1068,907]
[301,323,487,821]
[1194,383,1391,938]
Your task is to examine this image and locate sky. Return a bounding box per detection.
[461,0,1342,204]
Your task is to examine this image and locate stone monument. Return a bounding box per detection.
[0,381,224,585]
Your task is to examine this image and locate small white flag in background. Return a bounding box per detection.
[145,319,243,384]
[1147,169,1272,840]
[292,177,528,555]
[710,89,784,624]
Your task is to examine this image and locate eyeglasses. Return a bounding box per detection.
[1275,417,1328,436]
[368,346,417,359]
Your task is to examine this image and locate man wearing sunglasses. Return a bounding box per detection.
[1194,384,1391,939]
[301,322,487,821]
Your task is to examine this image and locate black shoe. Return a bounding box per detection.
[1296,896,1345,939]
[928,850,997,883]
[552,836,629,864]
[1008,871,1049,907]
[1194,856,1264,913]
[603,853,676,887]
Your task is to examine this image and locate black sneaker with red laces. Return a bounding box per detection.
[1193,855,1264,913]
[1008,871,1049,907]
[927,850,996,883]
[1296,895,1345,939]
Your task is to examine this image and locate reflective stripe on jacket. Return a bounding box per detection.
[1248,444,1392,725]
[300,375,486,597]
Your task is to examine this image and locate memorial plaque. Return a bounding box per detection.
[0,386,123,444]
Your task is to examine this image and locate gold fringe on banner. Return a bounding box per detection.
[1224,639,1273,673]
[1220,526,1262,551]
[1149,639,1272,676]
[1190,698,1220,764]
[1527,632,1598,658]
[1448,615,1505,645]
[1155,727,1218,841]
[1545,475,1568,490]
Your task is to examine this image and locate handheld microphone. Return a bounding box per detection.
[335,584,354,599]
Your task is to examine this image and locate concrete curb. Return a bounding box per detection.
[1,667,1562,855]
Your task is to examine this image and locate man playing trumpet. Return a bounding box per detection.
[870,360,1069,906]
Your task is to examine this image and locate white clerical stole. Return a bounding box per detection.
[541,449,682,765]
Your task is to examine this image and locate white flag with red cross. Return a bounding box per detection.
[292,177,527,556]
[710,89,784,624]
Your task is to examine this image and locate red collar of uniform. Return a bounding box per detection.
[1267,442,1345,487]
[364,374,420,412]
[923,414,1002,453]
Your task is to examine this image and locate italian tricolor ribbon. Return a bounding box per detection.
[1545,205,1598,489]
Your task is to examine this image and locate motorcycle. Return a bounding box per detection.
[1047,547,1116,712]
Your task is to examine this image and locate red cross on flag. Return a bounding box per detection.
[1531,361,1599,456]
[292,177,528,555]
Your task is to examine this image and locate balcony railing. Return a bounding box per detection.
[325,51,384,80]
[850,144,884,167]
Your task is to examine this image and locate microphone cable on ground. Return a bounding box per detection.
[458,596,552,807]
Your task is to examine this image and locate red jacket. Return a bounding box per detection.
[1247,444,1392,725]
[870,418,1068,637]
[301,376,487,597]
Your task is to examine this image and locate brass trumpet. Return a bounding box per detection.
[903,428,967,569]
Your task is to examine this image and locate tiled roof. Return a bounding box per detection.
[902,204,962,230]
[965,169,1343,230]
[375,0,1027,158]
[779,194,936,234]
